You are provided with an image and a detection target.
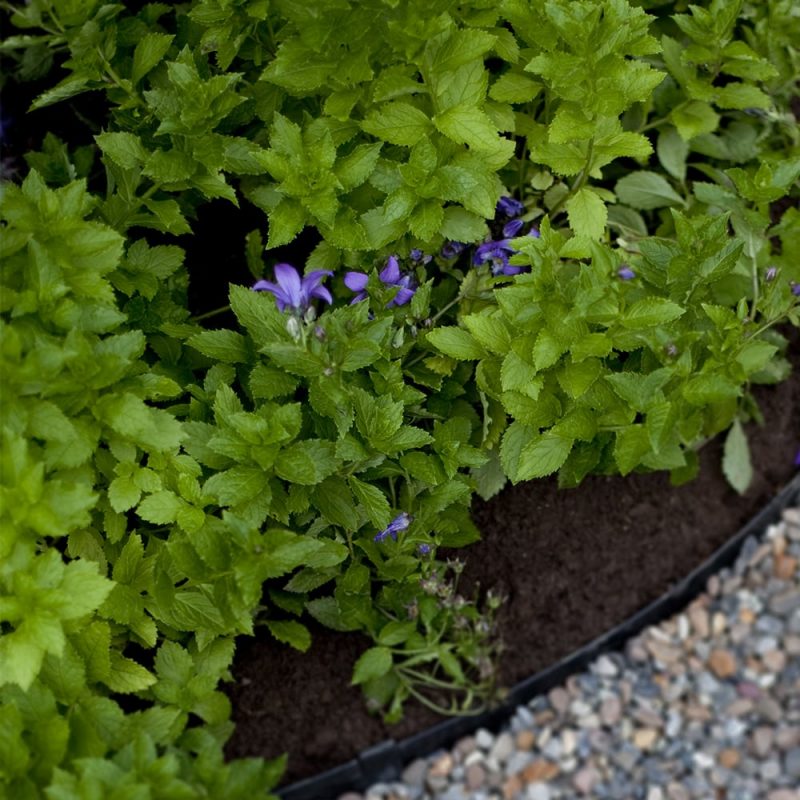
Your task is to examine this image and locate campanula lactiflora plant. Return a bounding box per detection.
[1,0,799,795]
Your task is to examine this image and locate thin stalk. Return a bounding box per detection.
[192,304,232,322]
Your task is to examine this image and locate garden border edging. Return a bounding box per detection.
[279,473,800,800]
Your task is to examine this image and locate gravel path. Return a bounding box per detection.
[339,505,800,800]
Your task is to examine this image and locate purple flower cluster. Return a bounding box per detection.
[472,195,539,277]
[374,512,411,542]
[253,263,332,313]
[345,255,416,307]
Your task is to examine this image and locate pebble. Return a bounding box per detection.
[354,503,799,800]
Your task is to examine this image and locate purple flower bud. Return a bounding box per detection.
[791,281,800,297]
[502,218,525,239]
[665,343,678,358]
[374,512,412,542]
[765,266,778,282]
[441,241,467,259]
[617,265,636,281]
[529,226,540,239]
[496,196,525,219]
[409,248,431,264]
[417,543,431,555]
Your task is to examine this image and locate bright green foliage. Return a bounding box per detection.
[1,0,798,793]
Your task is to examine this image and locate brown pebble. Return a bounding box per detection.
[502,774,522,799]
[688,604,710,637]
[708,649,737,678]
[465,763,486,790]
[515,730,536,751]
[548,687,570,714]
[718,748,741,768]
[522,760,559,783]
[738,607,756,624]
[633,728,659,750]
[762,649,787,672]
[775,553,798,580]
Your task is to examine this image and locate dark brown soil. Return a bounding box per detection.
[225,332,799,785]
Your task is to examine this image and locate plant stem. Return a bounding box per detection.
[192,304,232,322]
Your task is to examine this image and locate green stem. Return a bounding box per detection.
[192,304,232,322]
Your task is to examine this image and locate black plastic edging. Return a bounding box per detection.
[280,474,800,800]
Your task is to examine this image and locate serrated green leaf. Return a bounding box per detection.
[362,102,432,146]
[96,132,148,170]
[266,620,311,652]
[565,187,607,240]
[426,327,484,360]
[131,33,174,84]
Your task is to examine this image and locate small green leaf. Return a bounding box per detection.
[615,171,685,210]
[132,33,174,84]
[426,328,484,360]
[722,419,752,495]
[565,187,607,240]
[352,646,393,685]
[362,102,432,146]
[96,132,148,170]
[515,434,573,481]
[266,620,312,652]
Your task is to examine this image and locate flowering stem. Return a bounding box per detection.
[192,304,232,322]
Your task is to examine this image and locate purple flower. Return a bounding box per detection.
[529,226,540,239]
[417,543,431,555]
[618,265,636,281]
[791,281,800,297]
[374,512,412,543]
[502,218,525,239]
[253,264,332,313]
[765,266,778,282]
[410,248,432,265]
[344,271,369,303]
[473,239,524,276]
[441,241,467,259]
[496,196,525,219]
[345,256,416,307]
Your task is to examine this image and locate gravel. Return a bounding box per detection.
[339,504,800,800]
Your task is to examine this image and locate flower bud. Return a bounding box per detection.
[286,316,302,341]
[765,266,778,282]
[304,305,317,324]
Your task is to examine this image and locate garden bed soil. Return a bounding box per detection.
[225,332,800,785]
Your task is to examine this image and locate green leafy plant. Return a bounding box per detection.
[1,0,798,795]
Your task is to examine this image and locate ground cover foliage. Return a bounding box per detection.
[0,0,798,795]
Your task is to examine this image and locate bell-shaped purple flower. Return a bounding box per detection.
[345,256,416,307]
[496,196,525,219]
[375,512,412,542]
[791,281,800,297]
[253,264,333,313]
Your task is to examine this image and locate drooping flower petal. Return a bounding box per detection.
[252,279,291,311]
[344,271,369,292]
